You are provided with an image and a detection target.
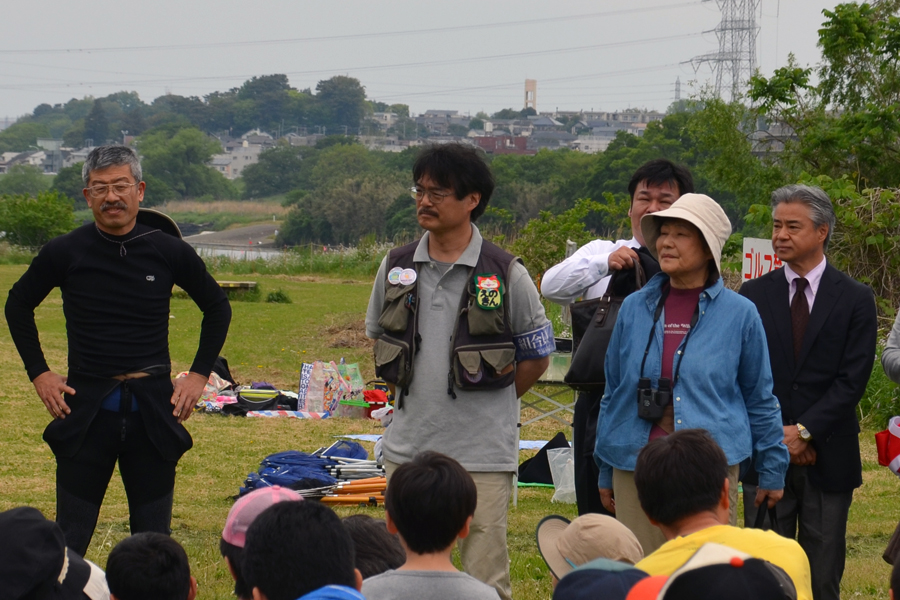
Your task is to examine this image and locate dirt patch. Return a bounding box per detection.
[324,318,374,349]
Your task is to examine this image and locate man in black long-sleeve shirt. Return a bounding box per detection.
[5,145,232,555]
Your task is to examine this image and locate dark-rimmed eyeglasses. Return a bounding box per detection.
[410,186,454,204]
[85,182,138,199]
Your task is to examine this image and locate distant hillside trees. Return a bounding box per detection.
[0,122,51,153]
[0,165,51,197]
[241,146,309,199]
[137,126,237,200]
[315,76,368,132]
[6,75,371,153]
[83,100,109,145]
[50,163,85,203]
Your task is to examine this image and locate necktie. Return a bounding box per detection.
[791,278,810,360]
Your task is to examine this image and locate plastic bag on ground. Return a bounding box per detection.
[301,361,365,415]
[548,447,576,504]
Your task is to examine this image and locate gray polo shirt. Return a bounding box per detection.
[362,570,500,600]
[365,224,554,472]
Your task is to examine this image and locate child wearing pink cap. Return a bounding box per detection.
[220,486,303,599]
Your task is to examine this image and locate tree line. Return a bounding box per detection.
[0,75,379,152]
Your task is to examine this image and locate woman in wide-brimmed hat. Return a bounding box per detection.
[592,193,789,555]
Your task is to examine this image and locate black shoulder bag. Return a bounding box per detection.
[564,262,646,392]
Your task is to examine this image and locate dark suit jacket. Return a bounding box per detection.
[739,264,877,492]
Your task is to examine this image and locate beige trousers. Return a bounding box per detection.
[385,459,513,600]
[612,464,739,556]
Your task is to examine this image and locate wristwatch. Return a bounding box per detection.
[797,423,812,442]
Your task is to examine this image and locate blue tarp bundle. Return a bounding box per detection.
[239,441,369,495]
[241,450,337,495]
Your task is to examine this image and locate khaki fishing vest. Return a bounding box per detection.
[373,239,521,405]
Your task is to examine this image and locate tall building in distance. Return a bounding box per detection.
[524,79,537,112]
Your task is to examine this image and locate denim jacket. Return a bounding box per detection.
[593,273,789,491]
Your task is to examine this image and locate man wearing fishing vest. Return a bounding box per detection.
[365,143,555,600]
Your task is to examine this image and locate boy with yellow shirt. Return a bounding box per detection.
[631,430,812,600]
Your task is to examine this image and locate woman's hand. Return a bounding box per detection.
[599,488,616,514]
[755,488,785,509]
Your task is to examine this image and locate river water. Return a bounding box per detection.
[189,244,284,260]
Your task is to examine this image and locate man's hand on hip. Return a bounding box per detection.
[33,371,75,420]
[608,247,640,271]
[171,372,207,423]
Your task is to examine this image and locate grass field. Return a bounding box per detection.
[0,263,897,599]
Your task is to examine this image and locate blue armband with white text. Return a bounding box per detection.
[513,322,556,361]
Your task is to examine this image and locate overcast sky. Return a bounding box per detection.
[1,0,841,123]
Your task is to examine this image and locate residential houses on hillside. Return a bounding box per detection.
[0,139,69,174]
[0,107,668,177]
[463,109,662,155]
[414,110,472,135]
[209,129,275,179]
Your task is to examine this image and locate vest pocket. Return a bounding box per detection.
[452,343,517,391]
[467,301,506,336]
[374,337,412,389]
[378,284,415,333]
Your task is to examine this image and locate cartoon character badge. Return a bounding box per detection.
[474,274,503,310]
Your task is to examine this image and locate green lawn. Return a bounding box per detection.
[0,264,896,599]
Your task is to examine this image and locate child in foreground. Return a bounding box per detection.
[342,514,406,579]
[106,532,196,600]
[220,486,304,599]
[242,500,364,600]
[362,451,500,600]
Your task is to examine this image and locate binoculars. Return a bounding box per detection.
[637,377,671,421]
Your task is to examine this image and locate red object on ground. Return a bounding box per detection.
[363,389,389,419]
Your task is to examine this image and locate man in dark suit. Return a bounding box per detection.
[740,184,877,600]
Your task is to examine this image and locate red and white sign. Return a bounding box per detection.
[742,237,783,281]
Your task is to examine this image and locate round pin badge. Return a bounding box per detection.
[387,267,403,285]
[399,268,417,285]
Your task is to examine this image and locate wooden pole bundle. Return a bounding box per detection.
[320,476,387,506]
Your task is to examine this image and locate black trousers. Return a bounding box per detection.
[744,466,853,600]
[55,408,178,556]
[572,390,612,516]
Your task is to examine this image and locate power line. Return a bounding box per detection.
[370,64,684,101]
[0,58,166,79]
[0,34,703,92]
[366,80,678,93]
[0,2,703,55]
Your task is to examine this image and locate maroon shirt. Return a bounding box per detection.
[649,285,703,441]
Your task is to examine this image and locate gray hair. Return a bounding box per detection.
[82,145,142,185]
[770,184,836,250]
